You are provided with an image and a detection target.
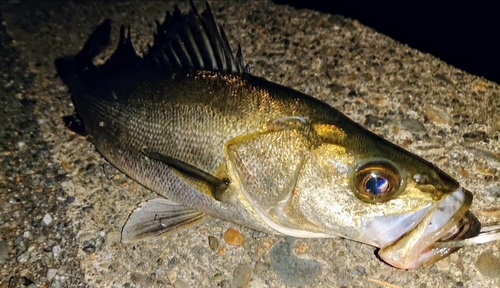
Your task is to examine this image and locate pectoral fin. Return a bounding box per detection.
[141,150,228,201]
[122,198,206,243]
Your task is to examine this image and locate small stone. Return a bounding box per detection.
[42,213,53,226]
[168,256,179,268]
[368,94,388,107]
[60,160,69,170]
[400,118,426,135]
[51,275,65,288]
[105,230,121,246]
[457,166,469,178]
[293,242,308,255]
[82,241,96,254]
[52,245,61,259]
[463,131,486,143]
[173,279,189,288]
[0,240,9,263]
[472,79,488,93]
[20,268,30,277]
[425,105,450,125]
[78,233,94,243]
[47,268,57,280]
[66,195,76,203]
[365,114,383,126]
[434,254,451,271]
[17,141,25,150]
[475,251,500,278]
[220,279,231,288]
[23,231,32,239]
[232,265,252,288]
[208,235,219,251]
[211,272,223,284]
[12,210,20,219]
[167,270,177,283]
[217,246,225,256]
[17,251,30,263]
[224,228,244,246]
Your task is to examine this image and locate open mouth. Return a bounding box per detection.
[377,188,480,269]
[378,187,500,269]
[413,210,481,266]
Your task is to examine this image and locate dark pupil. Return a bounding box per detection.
[365,175,389,195]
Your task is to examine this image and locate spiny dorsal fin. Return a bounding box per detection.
[144,1,247,74]
[100,24,141,73]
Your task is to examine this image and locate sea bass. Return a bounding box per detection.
[55,1,495,269]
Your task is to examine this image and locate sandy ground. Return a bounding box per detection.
[1,1,499,287]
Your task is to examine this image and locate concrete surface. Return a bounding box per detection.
[1,1,499,287]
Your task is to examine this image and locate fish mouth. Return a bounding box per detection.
[436,211,480,243]
[377,188,481,269]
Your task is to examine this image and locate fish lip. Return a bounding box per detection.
[377,187,478,269]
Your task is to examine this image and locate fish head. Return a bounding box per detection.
[291,124,481,269]
[227,121,480,269]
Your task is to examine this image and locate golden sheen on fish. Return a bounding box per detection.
[55,1,482,269]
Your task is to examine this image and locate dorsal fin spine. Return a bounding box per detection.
[143,0,247,75]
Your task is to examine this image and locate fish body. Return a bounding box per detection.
[56,2,481,269]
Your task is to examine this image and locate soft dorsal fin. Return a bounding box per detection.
[144,1,247,74]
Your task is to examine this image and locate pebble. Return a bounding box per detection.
[51,275,65,288]
[232,265,252,288]
[52,245,61,259]
[217,246,225,256]
[167,270,177,283]
[223,228,244,246]
[47,268,57,281]
[211,273,223,284]
[130,272,154,287]
[463,131,486,143]
[0,240,8,263]
[20,268,31,277]
[220,279,231,288]
[17,251,30,263]
[17,141,25,150]
[23,231,32,239]
[425,105,450,125]
[208,235,219,251]
[293,242,308,255]
[434,254,451,271]
[105,230,121,246]
[82,241,96,254]
[368,94,388,107]
[474,251,500,278]
[270,240,321,286]
[400,118,426,135]
[173,279,189,288]
[42,213,53,226]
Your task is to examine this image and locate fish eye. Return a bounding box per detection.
[353,160,402,203]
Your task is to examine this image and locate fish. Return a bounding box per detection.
[54,1,499,269]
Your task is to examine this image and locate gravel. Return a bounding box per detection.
[1,0,499,287]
